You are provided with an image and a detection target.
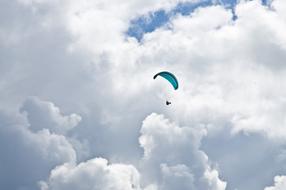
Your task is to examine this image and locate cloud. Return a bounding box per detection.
[0,98,77,190]
[265,176,286,190]
[20,96,81,134]
[160,164,196,189]
[39,158,141,190]
[41,113,226,190]
[201,126,286,190]
[139,113,226,190]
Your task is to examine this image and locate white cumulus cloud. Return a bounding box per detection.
[265,176,286,190]
[40,158,141,190]
[0,98,77,190]
[139,113,226,190]
[20,96,81,134]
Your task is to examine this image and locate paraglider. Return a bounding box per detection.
[166,101,171,105]
[153,71,178,105]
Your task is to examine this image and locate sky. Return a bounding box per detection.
[0,0,286,190]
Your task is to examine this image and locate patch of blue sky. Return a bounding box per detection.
[127,0,212,41]
[127,0,270,41]
[126,10,169,41]
[261,0,273,6]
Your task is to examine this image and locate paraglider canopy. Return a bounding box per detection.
[153,71,178,90]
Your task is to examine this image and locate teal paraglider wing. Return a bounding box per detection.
[153,71,179,90]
